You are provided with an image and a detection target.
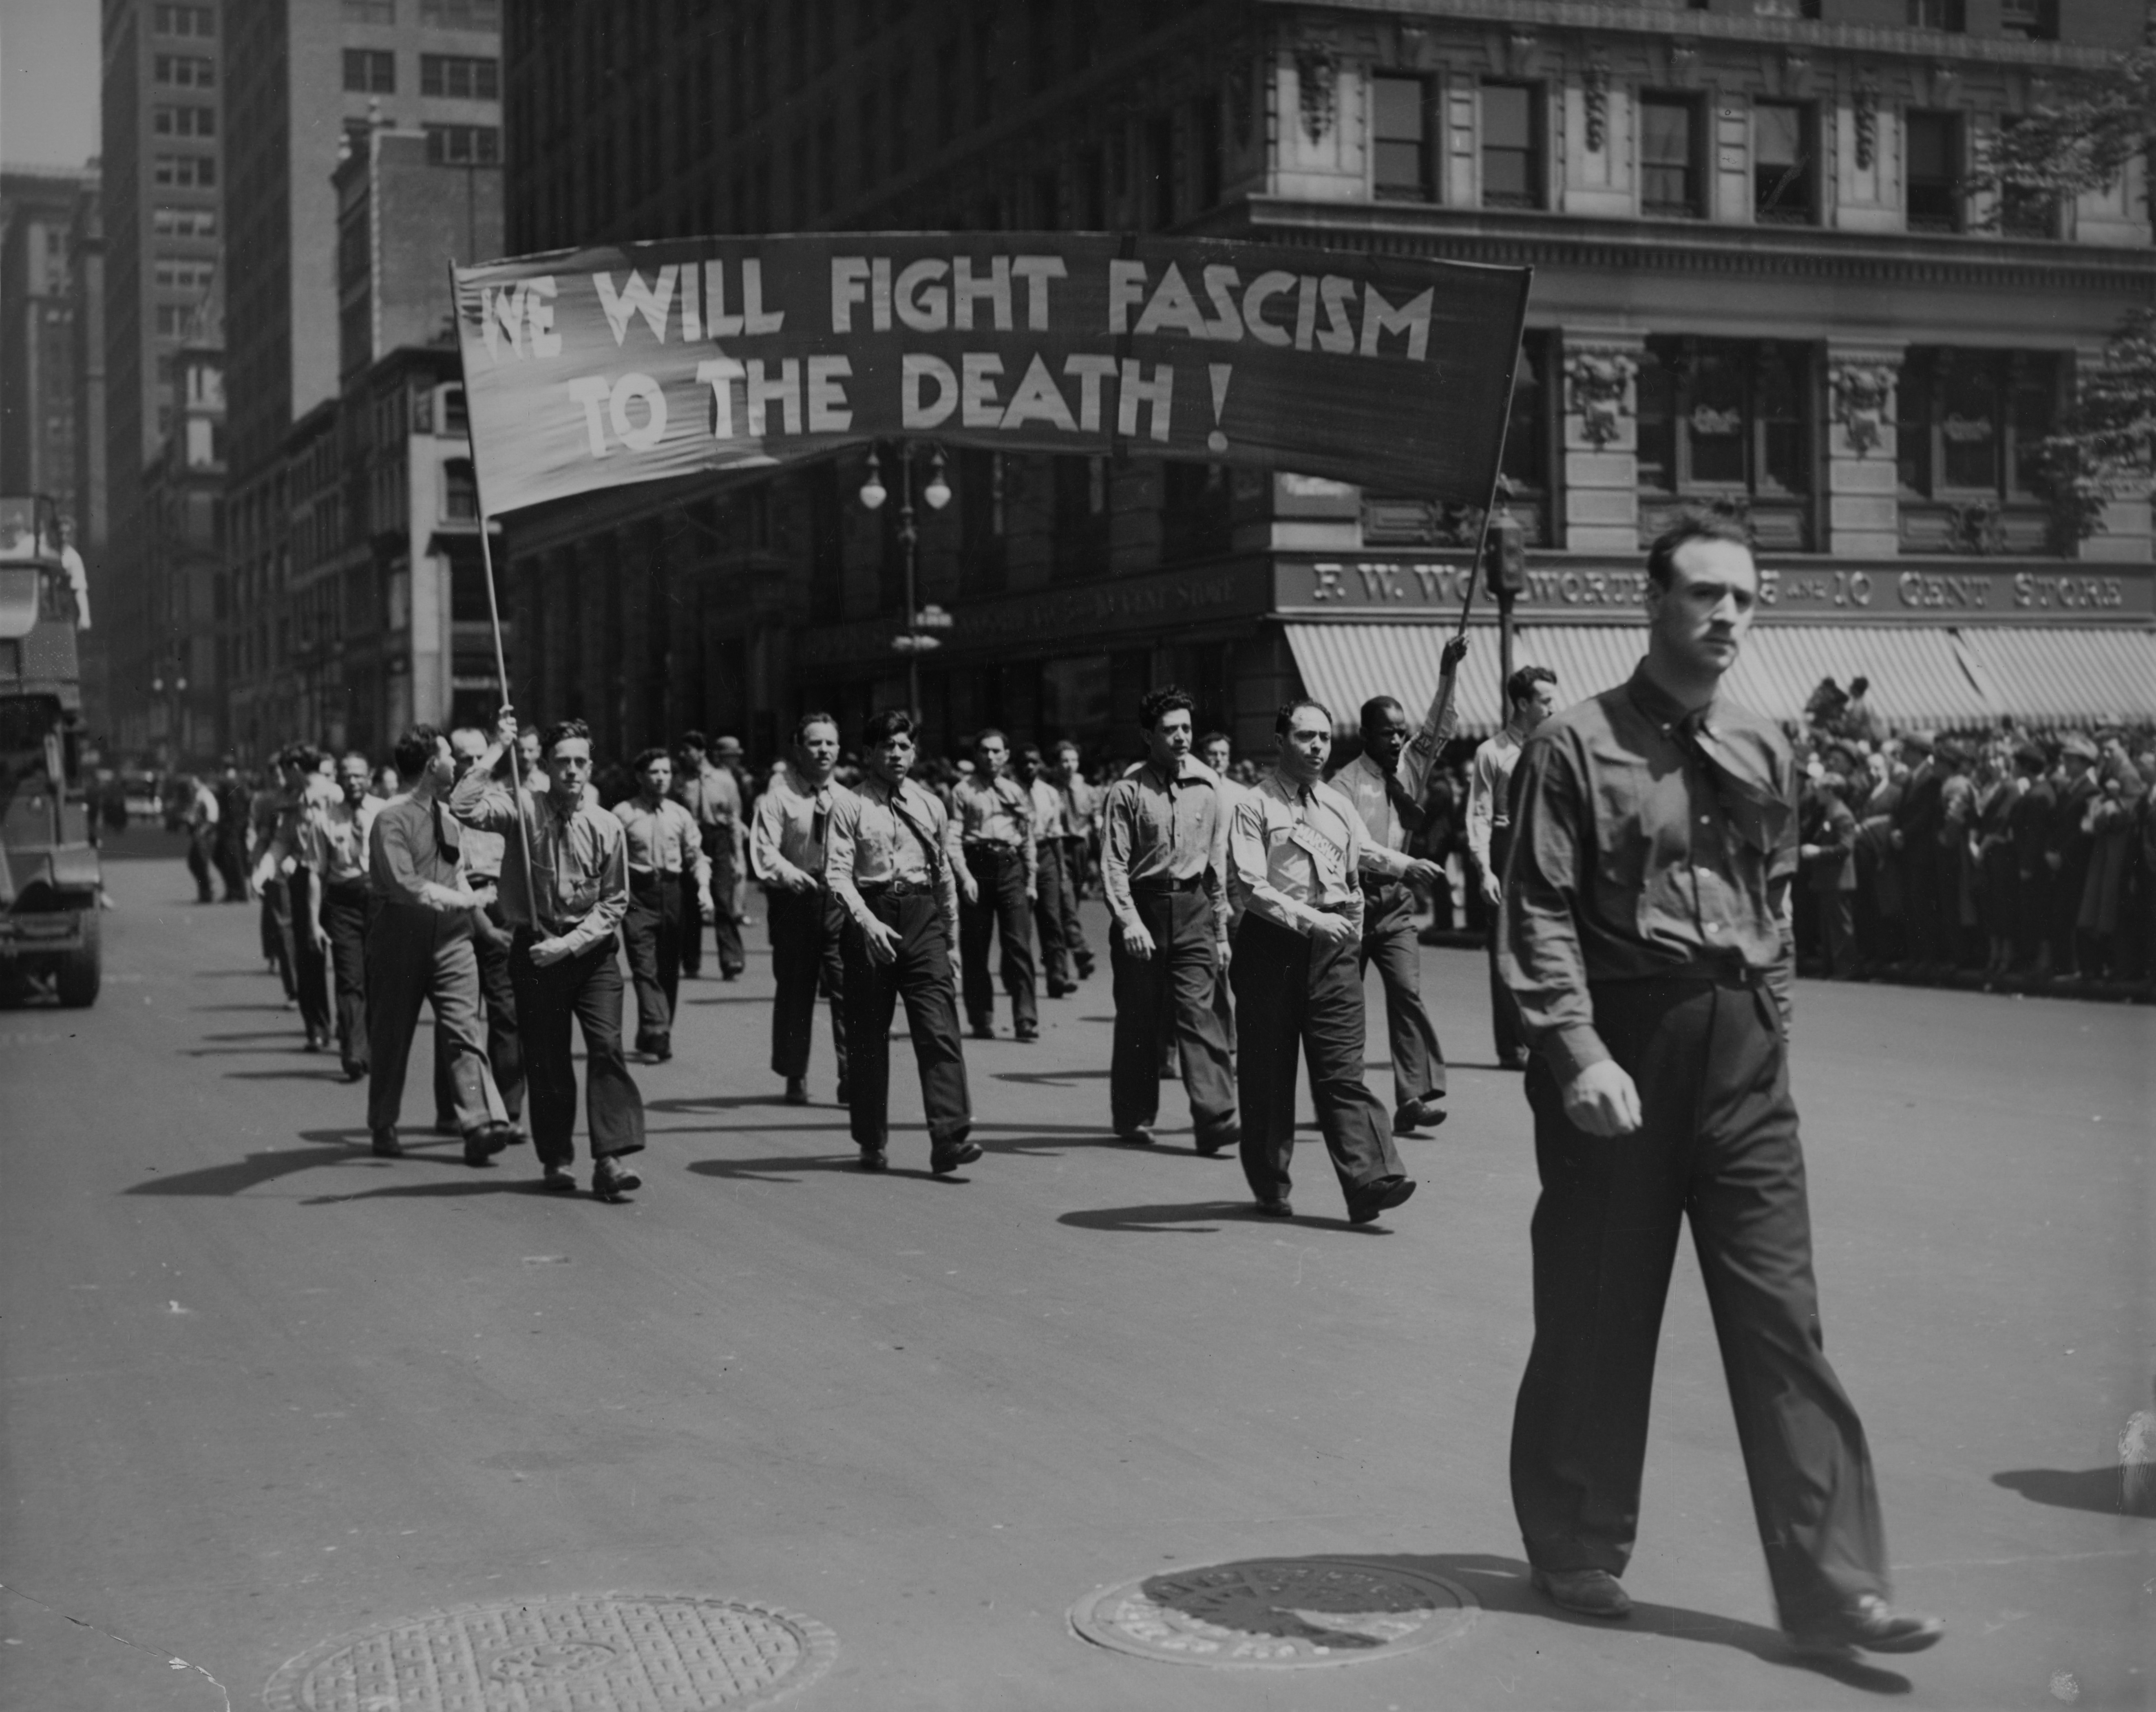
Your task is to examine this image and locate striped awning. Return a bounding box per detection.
[1282,620,2151,739]
[1722,625,1995,732]
[1951,629,2156,729]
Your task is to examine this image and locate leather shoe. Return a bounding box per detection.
[1531,1568,1632,1619]
[1393,1097,1448,1134]
[591,1157,641,1200]
[1786,1596,1944,1658]
[784,1076,810,1106]
[1194,1125,1240,1158]
[370,1126,402,1158]
[1252,1197,1294,1219]
[930,1136,983,1175]
[462,1124,511,1167]
[1047,982,1076,998]
[1115,1124,1157,1147]
[970,1022,996,1041]
[541,1166,577,1191]
[1014,1025,1039,1042]
[857,1147,888,1172]
[1347,1175,1417,1224]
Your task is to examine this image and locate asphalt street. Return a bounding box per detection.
[2,827,2150,1711]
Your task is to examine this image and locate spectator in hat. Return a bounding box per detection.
[1800,768,1859,978]
[1839,677,1889,748]
[2048,734,2101,978]
[2079,728,2147,982]
[1935,740,1979,974]
[2006,741,2056,975]
[1889,731,1946,973]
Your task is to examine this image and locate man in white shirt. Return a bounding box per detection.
[301,752,384,1082]
[750,711,853,1106]
[1227,699,1414,1226]
[1468,663,1558,1068]
[950,728,1039,1041]
[1333,632,1468,1133]
[613,748,713,1063]
[1016,743,1079,997]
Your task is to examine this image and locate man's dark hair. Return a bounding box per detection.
[1138,685,1195,731]
[1359,695,1405,731]
[283,743,323,773]
[863,708,917,748]
[1017,743,1043,765]
[675,729,709,755]
[1275,697,1332,737]
[1848,675,1870,698]
[1196,730,1230,752]
[795,710,839,742]
[541,717,591,757]
[392,725,443,780]
[1645,510,1754,589]
[973,726,1007,750]
[632,746,671,773]
[1506,663,1558,709]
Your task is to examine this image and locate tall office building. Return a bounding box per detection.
[497,0,2156,764]
[99,0,225,753]
[0,169,96,516]
[219,0,501,752]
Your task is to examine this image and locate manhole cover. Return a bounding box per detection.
[1070,1558,1476,1668]
[263,1592,837,1711]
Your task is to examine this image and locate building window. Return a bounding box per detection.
[419,0,499,24]
[1639,96,1700,218]
[1906,0,1965,27]
[153,104,217,136]
[1480,82,1540,210]
[1904,111,1960,233]
[1145,113,1175,229]
[1999,0,2057,39]
[153,54,216,87]
[1637,338,1811,501]
[153,153,216,187]
[152,5,216,36]
[1752,101,1813,223]
[1051,454,1110,582]
[1372,74,1431,202]
[1896,351,2058,499]
[344,49,395,93]
[152,205,217,236]
[444,459,479,521]
[154,260,217,290]
[421,53,498,98]
[1161,462,1232,563]
[1997,117,2059,239]
[424,124,500,164]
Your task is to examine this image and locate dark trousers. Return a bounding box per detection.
[261,878,298,999]
[1900,850,1942,965]
[1231,912,1401,1208]
[960,846,1037,1031]
[1487,829,1524,1060]
[321,879,372,1075]
[2053,852,2091,974]
[2016,867,2052,968]
[1109,886,1237,1141]
[1510,977,1889,1630]
[443,896,524,1123]
[688,828,746,977]
[768,885,850,1085]
[289,867,333,1041]
[623,870,685,1053]
[510,929,645,1168]
[1816,888,1858,979]
[1359,882,1447,1114]
[186,835,216,901]
[213,838,247,901]
[840,890,971,1151]
[1058,836,1094,973]
[1034,838,1074,990]
[364,903,499,1136]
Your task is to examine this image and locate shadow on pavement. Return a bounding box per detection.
[647,1093,802,1113]
[992,1067,1113,1085]
[190,967,282,979]
[686,1152,950,1185]
[1991,1467,2139,1516]
[682,994,767,1005]
[125,1141,366,1196]
[300,1176,556,1205]
[1057,1198,1389,1235]
[1336,1554,1912,1695]
[222,1066,350,1082]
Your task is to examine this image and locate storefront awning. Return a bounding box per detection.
[1722,625,1996,732]
[1283,620,2149,741]
[1951,628,2156,730]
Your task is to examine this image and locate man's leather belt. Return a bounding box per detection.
[860,876,935,897]
[964,842,1022,863]
[1131,874,1203,894]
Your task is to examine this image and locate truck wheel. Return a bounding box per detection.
[55,913,100,1008]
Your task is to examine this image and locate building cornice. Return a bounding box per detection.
[1237,196,2156,296]
[1269,0,2125,73]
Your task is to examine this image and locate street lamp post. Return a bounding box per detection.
[858,442,952,720]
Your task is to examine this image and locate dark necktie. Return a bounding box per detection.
[1381,763,1427,834]
[431,799,459,868]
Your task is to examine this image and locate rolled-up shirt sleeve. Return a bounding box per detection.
[1496,730,1608,1082]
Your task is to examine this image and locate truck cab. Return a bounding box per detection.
[0,495,100,1006]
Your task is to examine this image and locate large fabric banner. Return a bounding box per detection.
[451,234,1531,517]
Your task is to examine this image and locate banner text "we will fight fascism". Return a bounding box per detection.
[452,235,1530,517]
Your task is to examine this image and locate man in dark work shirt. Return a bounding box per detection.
[1497,513,1943,1662]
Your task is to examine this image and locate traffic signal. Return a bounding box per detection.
[1482,502,1526,599]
